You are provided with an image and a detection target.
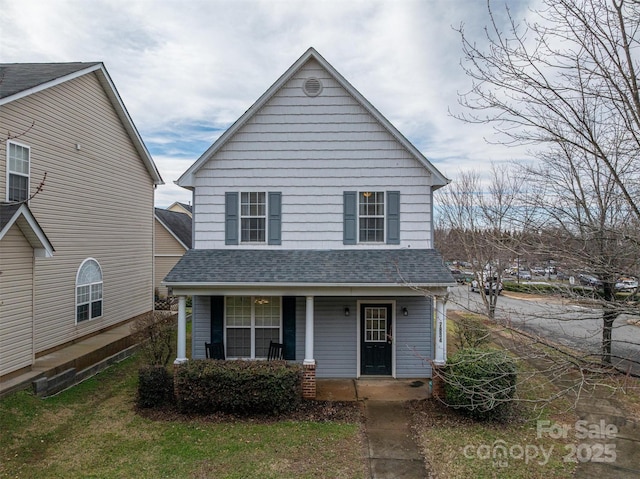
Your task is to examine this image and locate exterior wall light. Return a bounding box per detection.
[402,307,409,316]
[344,307,350,317]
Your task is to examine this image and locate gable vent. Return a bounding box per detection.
[303,77,323,97]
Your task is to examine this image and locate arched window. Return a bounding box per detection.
[76,258,103,322]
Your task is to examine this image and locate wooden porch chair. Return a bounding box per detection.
[267,341,284,361]
[205,341,225,360]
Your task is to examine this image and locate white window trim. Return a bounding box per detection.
[224,296,282,359]
[75,257,103,324]
[6,140,30,203]
[358,191,385,243]
[240,191,267,244]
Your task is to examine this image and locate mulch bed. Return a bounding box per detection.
[137,400,363,424]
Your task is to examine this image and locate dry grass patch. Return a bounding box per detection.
[0,356,366,479]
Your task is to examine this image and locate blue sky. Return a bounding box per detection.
[1,0,536,207]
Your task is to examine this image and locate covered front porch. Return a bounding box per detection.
[164,249,455,398]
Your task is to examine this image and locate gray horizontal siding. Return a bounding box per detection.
[193,59,434,250]
[191,294,433,379]
[192,296,211,360]
[312,297,358,378]
[395,297,433,378]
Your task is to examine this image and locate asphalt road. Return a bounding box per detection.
[448,285,640,375]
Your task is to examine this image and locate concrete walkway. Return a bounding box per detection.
[317,379,430,478]
[573,387,640,478]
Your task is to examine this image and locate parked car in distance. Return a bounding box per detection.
[578,274,603,287]
[615,278,638,291]
[470,278,503,295]
[516,270,532,280]
[450,269,466,284]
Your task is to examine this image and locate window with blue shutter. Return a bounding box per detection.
[343,191,357,245]
[225,192,239,245]
[282,296,296,360]
[344,190,401,244]
[268,192,282,245]
[386,191,400,244]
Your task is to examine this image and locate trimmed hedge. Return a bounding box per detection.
[137,365,174,409]
[443,348,517,421]
[174,360,303,415]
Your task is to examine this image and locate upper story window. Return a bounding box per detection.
[76,258,103,323]
[225,191,281,246]
[359,192,385,243]
[241,192,266,243]
[7,141,30,202]
[343,190,400,245]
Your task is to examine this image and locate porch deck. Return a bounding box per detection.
[316,378,430,401]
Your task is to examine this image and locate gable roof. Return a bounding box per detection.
[155,208,192,250]
[0,203,54,257]
[163,249,455,288]
[177,47,449,189]
[167,201,193,216]
[0,62,163,186]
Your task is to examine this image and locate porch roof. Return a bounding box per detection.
[163,249,455,290]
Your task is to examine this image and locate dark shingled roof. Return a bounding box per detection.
[0,203,20,230]
[0,63,101,99]
[155,208,192,249]
[164,249,455,286]
[177,202,192,214]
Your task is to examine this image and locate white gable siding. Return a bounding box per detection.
[193,59,433,250]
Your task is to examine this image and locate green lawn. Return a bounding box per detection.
[0,356,365,479]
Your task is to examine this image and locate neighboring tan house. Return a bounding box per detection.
[0,62,163,380]
[167,201,192,217]
[154,207,192,299]
[164,48,454,398]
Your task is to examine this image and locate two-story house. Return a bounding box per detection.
[0,62,163,382]
[154,207,192,299]
[164,48,454,398]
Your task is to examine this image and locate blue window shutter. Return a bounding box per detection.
[210,296,224,344]
[282,296,296,360]
[387,191,400,244]
[268,192,282,245]
[343,191,357,245]
[225,192,238,245]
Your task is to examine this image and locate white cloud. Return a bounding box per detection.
[2,0,539,206]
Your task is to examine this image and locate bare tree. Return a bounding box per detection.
[453,0,640,366]
[455,0,640,219]
[521,142,640,364]
[436,166,531,319]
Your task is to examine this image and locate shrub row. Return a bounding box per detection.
[443,348,517,421]
[174,360,303,415]
[501,281,560,295]
[137,365,174,408]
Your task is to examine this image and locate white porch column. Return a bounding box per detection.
[304,295,315,365]
[174,295,188,365]
[434,296,447,365]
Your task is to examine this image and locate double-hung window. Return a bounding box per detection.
[7,141,30,202]
[343,190,400,245]
[240,192,266,242]
[359,191,385,243]
[225,296,281,358]
[76,258,103,322]
[225,191,281,245]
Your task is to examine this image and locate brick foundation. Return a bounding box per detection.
[431,364,446,399]
[302,363,316,399]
